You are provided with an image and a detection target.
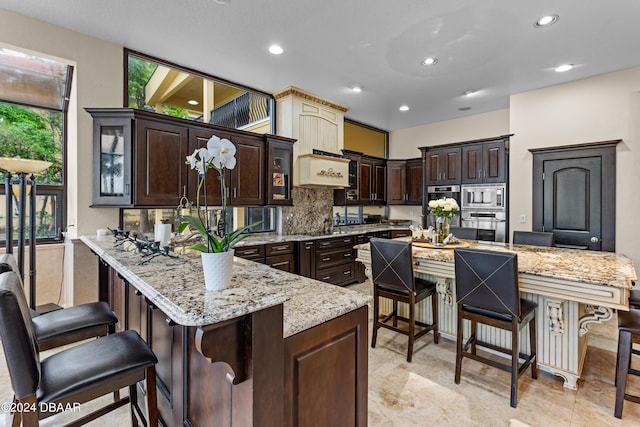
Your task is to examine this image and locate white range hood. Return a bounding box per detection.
[274,87,349,187]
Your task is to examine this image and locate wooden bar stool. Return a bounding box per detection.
[614,308,640,418]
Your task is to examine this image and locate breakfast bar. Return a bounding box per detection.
[356,239,637,390]
[82,235,370,427]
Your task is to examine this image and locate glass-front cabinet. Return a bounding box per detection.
[90,109,134,206]
[266,135,295,205]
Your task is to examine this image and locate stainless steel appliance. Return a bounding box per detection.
[460,183,507,242]
[461,183,506,210]
[424,185,461,228]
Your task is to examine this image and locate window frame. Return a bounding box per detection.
[0,61,72,246]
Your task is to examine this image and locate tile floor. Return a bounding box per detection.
[1,282,639,426]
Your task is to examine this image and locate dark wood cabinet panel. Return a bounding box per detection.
[372,161,386,204]
[266,254,295,272]
[425,147,461,186]
[314,236,356,286]
[110,270,126,333]
[266,135,295,205]
[387,159,422,205]
[234,244,265,261]
[284,306,368,427]
[333,151,361,205]
[356,156,386,205]
[386,160,407,205]
[462,140,507,184]
[187,128,229,205]
[229,134,265,205]
[391,229,411,238]
[358,161,372,203]
[297,241,315,278]
[135,119,189,206]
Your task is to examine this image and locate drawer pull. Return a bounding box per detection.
[322,257,331,261]
[320,242,331,247]
[271,261,289,267]
[243,249,257,255]
[321,276,331,280]
[272,245,289,251]
[342,238,351,243]
[343,253,352,257]
[343,271,351,275]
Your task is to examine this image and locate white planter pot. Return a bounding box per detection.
[201,250,234,291]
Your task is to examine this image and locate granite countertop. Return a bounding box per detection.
[234,223,412,246]
[355,238,637,289]
[82,235,370,337]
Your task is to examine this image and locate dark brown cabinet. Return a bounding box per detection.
[266,135,295,205]
[462,140,507,184]
[135,118,189,206]
[235,241,295,273]
[333,151,361,205]
[88,108,294,208]
[424,147,461,186]
[314,236,357,286]
[358,156,386,205]
[387,158,422,205]
[297,240,315,278]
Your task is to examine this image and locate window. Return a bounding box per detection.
[125,50,274,134]
[0,47,72,244]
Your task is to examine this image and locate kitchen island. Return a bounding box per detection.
[82,235,370,427]
[356,239,636,390]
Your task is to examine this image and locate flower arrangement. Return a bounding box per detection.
[428,197,459,219]
[178,135,259,253]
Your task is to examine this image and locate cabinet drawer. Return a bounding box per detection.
[235,244,265,260]
[266,241,295,256]
[391,229,411,238]
[315,236,354,250]
[316,263,354,285]
[315,247,353,269]
[266,254,295,273]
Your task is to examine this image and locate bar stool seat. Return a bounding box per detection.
[614,308,640,418]
[1,253,118,351]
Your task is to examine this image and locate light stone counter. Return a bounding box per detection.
[82,235,370,337]
[355,238,637,390]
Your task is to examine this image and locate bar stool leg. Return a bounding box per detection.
[615,329,632,418]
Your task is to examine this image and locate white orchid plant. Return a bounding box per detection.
[178,135,260,253]
[428,197,459,219]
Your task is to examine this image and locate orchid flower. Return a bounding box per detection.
[207,136,237,170]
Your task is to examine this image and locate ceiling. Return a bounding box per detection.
[2,0,640,131]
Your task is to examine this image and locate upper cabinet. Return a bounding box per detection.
[88,108,294,207]
[358,155,386,205]
[387,158,422,205]
[424,147,461,186]
[421,135,511,187]
[461,139,507,184]
[266,135,295,205]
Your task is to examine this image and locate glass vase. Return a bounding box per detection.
[436,216,450,244]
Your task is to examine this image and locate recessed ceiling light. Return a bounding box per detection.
[268,45,284,55]
[555,64,573,72]
[463,90,477,97]
[534,14,559,28]
[421,57,438,66]
[213,0,231,3]
[399,105,410,112]
[351,86,362,93]
[458,107,472,111]
[188,100,199,105]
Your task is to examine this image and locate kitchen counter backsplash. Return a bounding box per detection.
[281,187,335,235]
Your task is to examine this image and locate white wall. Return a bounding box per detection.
[0,8,122,304]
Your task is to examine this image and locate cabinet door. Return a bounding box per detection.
[267,137,294,205]
[266,254,295,272]
[406,159,423,204]
[441,147,461,184]
[135,119,189,205]
[358,160,372,203]
[229,135,265,205]
[372,160,387,204]
[425,150,441,186]
[187,128,227,205]
[90,111,133,206]
[482,141,506,183]
[297,241,315,278]
[462,144,483,184]
[110,270,126,333]
[386,161,406,205]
